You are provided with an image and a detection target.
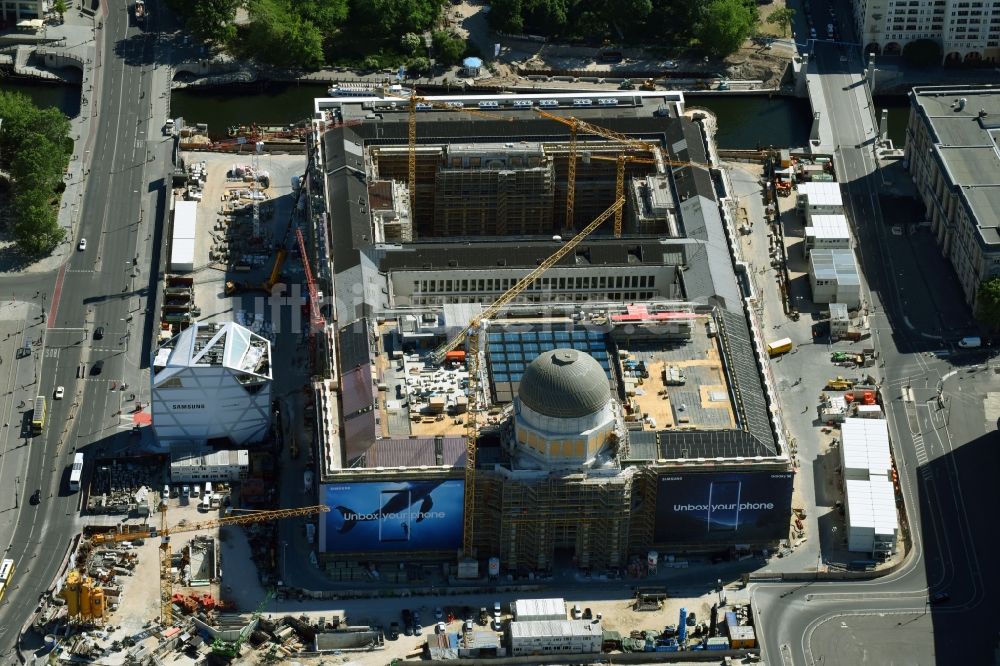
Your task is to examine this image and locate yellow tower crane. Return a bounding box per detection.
[432,197,625,560]
[532,108,661,229]
[407,95,513,217]
[91,504,330,626]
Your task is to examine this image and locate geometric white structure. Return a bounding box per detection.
[151,321,272,447]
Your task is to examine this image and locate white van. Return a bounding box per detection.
[192,484,201,498]
[201,494,211,511]
[204,481,213,496]
[958,336,982,348]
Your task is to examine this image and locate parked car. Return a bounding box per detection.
[93,326,104,340]
[493,601,501,619]
[90,359,104,375]
[388,622,399,639]
[434,607,443,620]
[54,386,64,399]
[30,489,41,505]
[583,607,593,619]
[404,624,413,637]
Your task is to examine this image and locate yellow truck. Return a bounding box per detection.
[766,337,793,357]
[825,376,855,390]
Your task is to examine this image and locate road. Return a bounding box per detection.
[751,7,1000,662]
[0,0,169,656]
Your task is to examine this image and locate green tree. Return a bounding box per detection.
[246,0,325,68]
[902,38,943,67]
[766,7,796,37]
[407,56,432,75]
[696,0,757,57]
[362,54,382,70]
[432,30,466,65]
[401,32,423,55]
[976,277,1000,329]
[0,91,71,255]
[187,0,240,42]
[488,0,524,33]
[11,136,64,190]
[53,0,67,19]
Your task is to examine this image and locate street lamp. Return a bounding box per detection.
[281,541,288,584]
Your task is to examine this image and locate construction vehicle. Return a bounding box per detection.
[766,338,793,357]
[431,198,625,565]
[211,590,274,659]
[224,246,286,296]
[640,79,658,91]
[825,376,855,390]
[618,79,636,90]
[91,504,328,625]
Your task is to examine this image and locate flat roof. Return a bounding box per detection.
[797,182,844,208]
[845,477,899,534]
[170,443,249,468]
[806,214,850,240]
[513,598,566,620]
[509,620,601,639]
[810,248,860,285]
[911,86,1000,239]
[841,418,891,478]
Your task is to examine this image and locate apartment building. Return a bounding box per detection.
[1,0,45,24]
[905,86,1000,308]
[853,0,1000,63]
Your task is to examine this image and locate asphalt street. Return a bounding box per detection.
[0,0,170,656]
[751,3,1000,662]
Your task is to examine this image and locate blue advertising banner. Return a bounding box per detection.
[320,480,464,553]
[653,471,793,544]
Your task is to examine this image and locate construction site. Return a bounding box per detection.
[310,88,796,579]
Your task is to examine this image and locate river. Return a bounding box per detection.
[3,80,909,151]
[2,80,80,118]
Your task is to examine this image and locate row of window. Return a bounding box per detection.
[414,274,657,294]
[410,291,658,306]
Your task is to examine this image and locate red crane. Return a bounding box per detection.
[295,227,324,335]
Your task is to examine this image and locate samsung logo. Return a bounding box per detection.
[661,477,683,481]
[171,404,205,410]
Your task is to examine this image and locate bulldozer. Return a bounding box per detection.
[640,79,657,90]
[825,376,855,391]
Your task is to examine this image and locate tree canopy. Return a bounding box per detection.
[696,0,757,57]
[766,7,795,38]
[0,91,70,255]
[976,278,1000,329]
[487,0,753,56]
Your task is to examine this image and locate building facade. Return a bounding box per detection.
[170,444,250,483]
[905,86,1000,308]
[507,620,602,656]
[1,0,44,24]
[151,321,273,447]
[809,249,862,307]
[853,0,1000,63]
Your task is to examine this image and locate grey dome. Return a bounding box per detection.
[518,349,611,419]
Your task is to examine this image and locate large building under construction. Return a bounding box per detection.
[307,90,793,575]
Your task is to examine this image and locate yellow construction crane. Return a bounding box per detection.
[91,504,330,625]
[407,95,513,217]
[432,198,625,559]
[533,108,661,230]
[583,153,658,236]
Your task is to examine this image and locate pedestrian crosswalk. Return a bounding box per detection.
[912,431,928,467]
